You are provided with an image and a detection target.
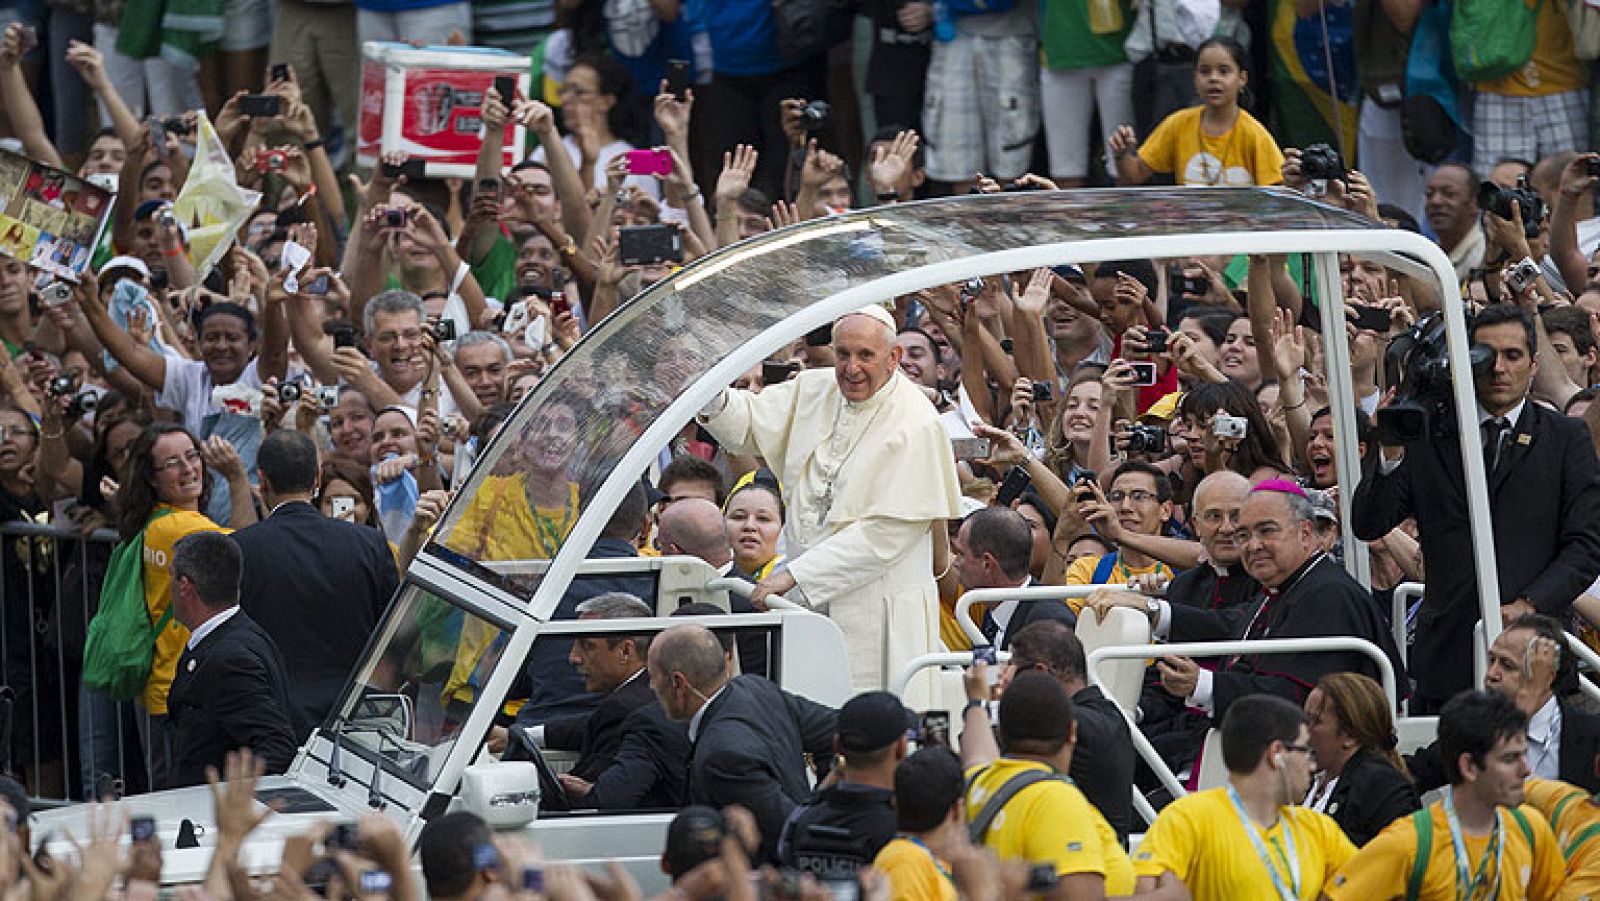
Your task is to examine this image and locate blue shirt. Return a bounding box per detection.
[692,0,789,75]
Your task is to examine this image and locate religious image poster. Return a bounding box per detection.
[0,149,114,282]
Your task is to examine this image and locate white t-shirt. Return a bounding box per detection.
[366,359,464,421]
[157,356,263,434]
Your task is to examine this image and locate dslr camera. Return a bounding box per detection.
[1377,311,1495,445]
[1124,424,1167,454]
[1299,143,1344,197]
[1477,175,1545,239]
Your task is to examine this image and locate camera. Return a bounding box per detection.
[972,645,997,665]
[1376,311,1496,445]
[39,281,73,308]
[1144,329,1170,354]
[254,148,288,173]
[327,823,360,852]
[329,325,357,350]
[1125,424,1167,454]
[130,817,156,842]
[382,207,406,229]
[798,100,832,132]
[959,277,984,304]
[1031,381,1052,402]
[1477,176,1545,239]
[1506,257,1543,295]
[277,382,302,403]
[68,391,97,419]
[952,437,991,460]
[429,319,457,342]
[1213,414,1248,439]
[1588,157,1600,179]
[317,386,340,408]
[156,206,177,229]
[1298,142,1345,197]
[1168,270,1207,298]
[48,375,74,397]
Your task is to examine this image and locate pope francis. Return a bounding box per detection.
[697,306,964,705]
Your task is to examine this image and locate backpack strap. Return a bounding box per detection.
[1406,808,1432,901]
[1564,822,1600,861]
[1092,553,1120,584]
[967,767,1070,843]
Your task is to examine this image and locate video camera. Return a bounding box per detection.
[1376,312,1494,445]
[1477,175,1545,239]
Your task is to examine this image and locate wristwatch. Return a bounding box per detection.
[1145,596,1162,624]
[962,698,988,717]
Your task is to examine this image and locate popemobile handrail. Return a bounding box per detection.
[955,585,1105,645]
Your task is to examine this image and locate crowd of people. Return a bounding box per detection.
[4,0,1600,895]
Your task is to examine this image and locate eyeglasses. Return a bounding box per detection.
[1107,489,1158,504]
[1282,743,1315,757]
[154,448,203,474]
[1197,509,1242,526]
[371,329,424,346]
[1227,522,1285,545]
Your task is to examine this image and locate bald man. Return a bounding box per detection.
[648,624,837,862]
[658,498,770,675]
[697,308,963,705]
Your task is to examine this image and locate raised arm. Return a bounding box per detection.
[65,40,141,152]
[515,99,593,241]
[1109,125,1152,186]
[0,24,66,168]
[76,272,169,391]
[1009,268,1059,386]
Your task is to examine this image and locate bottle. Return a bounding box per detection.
[933,0,957,42]
[1088,0,1124,34]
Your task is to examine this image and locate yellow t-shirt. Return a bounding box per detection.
[1064,553,1174,613]
[964,759,1136,893]
[1476,0,1588,95]
[1132,786,1355,899]
[442,473,579,562]
[140,506,227,715]
[1523,778,1600,899]
[873,838,959,901]
[1323,799,1564,901]
[1138,107,1287,187]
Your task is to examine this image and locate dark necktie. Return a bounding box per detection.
[1482,417,1509,475]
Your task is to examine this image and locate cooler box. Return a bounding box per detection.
[358,42,530,179]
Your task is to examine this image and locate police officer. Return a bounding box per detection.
[776,691,909,884]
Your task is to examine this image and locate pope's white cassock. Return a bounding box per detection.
[697,326,963,708]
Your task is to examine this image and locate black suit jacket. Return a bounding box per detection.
[1070,684,1134,844]
[1353,402,1600,701]
[165,610,298,788]
[232,502,398,738]
[1407,697,1600,794]
[546,670,655,781]
[581,699,690,810]
[1211,554,1407,717]
[981,591,1075,651]
[688,675,838,863]
[1319,747,1421,847]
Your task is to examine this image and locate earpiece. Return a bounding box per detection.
[1274,752,1284,766]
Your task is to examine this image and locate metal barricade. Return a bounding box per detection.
[0,522,150,806]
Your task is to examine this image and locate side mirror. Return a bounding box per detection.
[458,761,540,828]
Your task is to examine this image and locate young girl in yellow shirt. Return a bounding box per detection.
[1110,37,1285,188]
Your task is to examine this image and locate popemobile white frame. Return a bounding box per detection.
[33,188,1520,880]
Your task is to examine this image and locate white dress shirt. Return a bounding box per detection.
[1526,694,1563,780]
[185,605,240,651]
[688,684,729,743]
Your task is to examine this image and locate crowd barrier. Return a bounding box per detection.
[0,522,153,806]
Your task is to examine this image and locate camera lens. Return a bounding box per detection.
[278,383,301,403]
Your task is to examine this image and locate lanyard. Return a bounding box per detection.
[1225,784,1301,901]
[905,837,956,885]
[1443,787,1504,901]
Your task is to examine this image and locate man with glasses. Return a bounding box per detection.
[1155,480,1404,725]
[1132,694,1356,897]
[1064,461,1178,604]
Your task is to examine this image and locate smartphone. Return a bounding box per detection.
[618,224,683,266]
[549,292,571,318]
[1144,329,1170,354]
[623,148,674,177]
[15,25,37,56]
[1588,157,1600,179]
[304,274,330,295]
[492,74,517,104]
[1168,269,1207,297]
[477,178,502,204]
[239,94,282,118]
[331,327,357,350]
[1127,361,1158,387]
[665,59,691,101]
[1350,304,1390,332]
[381,158,427,181]
[994,465,1032,506]
[915,711,950,749]
[471,843,500,871]
[762,360,799,385]
[269,62,290,82]
[145,118,169,155]
[360,871,392,894]
[972,645,998,665]
[130,817,156,842]
[952,436,991,460]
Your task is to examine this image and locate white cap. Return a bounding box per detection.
[838,304,897,331]
[101,256,151,279]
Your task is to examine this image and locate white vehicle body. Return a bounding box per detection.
[37,186,1535,876]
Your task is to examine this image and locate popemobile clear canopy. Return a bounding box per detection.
[424,187,1402,614]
